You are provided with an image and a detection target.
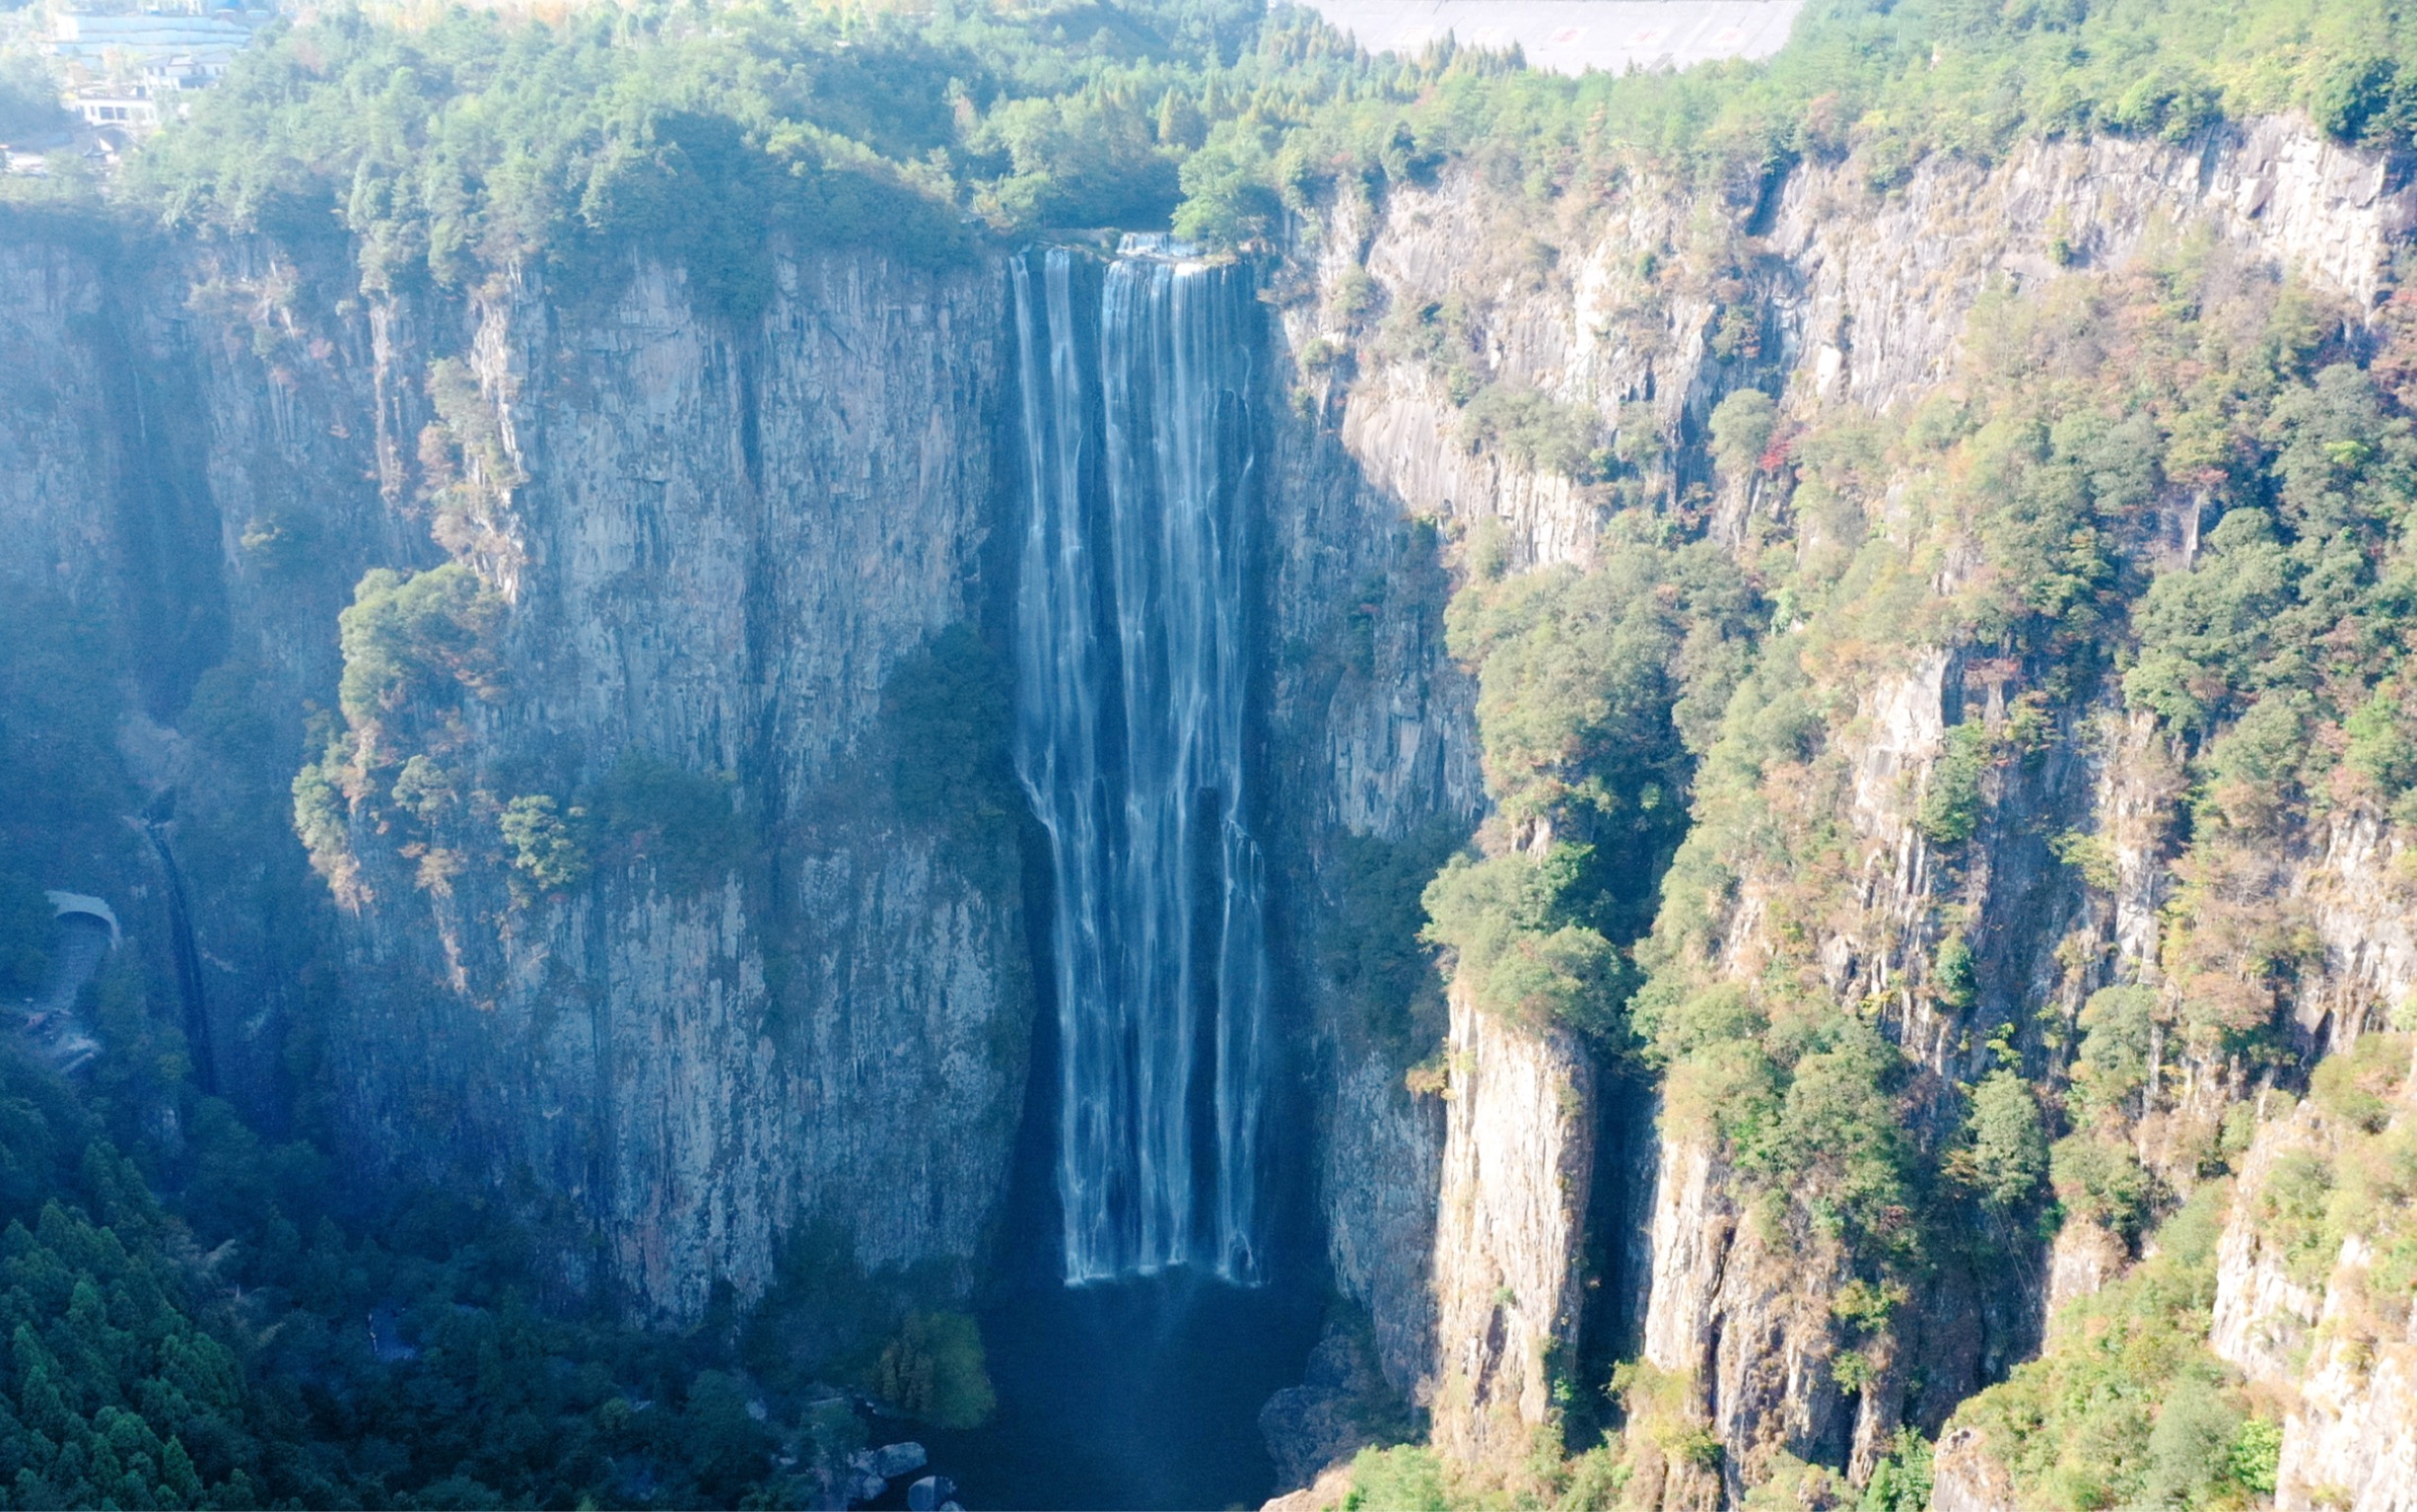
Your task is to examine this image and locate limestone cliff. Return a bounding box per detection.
[16,89,2417,1509]
[1271,110,2417,1492]
[1936,1052,2417,1511]
[1427,981,1595,1466]
[0,202,1485,1350]
[0,224,1035,1316]
[0,226,422,1120]
[1259,349,1484,1407]
[315,253,1030,1316]
[2209,1068,2417,1511]
[0,208,1496,1345]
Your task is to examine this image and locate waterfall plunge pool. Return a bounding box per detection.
[899,1270,1322,1511]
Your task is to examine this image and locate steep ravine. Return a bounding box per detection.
[0,211,1479,1503]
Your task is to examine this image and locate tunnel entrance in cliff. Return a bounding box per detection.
[910,238,1324,1509]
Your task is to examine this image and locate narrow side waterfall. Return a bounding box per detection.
[1009,240,1270,1286]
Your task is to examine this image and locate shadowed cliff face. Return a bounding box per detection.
[314,254,1034,1316]
[0,208,1462,1352]
[0,231,1038,1317]
[0,227,415,1125]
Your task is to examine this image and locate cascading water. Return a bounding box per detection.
[1009,238,1270,1287]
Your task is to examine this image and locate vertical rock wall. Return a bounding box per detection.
[2210,1065,2417,1511]
[322,253,1029,1314]
[1427,983,1595,1465]
[1259,287,1484,1404]
[0,226,425,1119]
[1269,111,2417,1486]
[16,100,2417,1496]
[0,225,1036,1317]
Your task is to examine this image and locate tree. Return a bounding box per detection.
[1709,389,1777,481]
[335,565,505,737]
[0,57,67,144]
[500,795,588,892]
[1964,1070,2047,1212]
[1916,722,1994,845]
[0,870,49,995]
[1171,137,1279,249]
[872,1313,994,1430]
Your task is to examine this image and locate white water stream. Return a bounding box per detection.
[1008,240,1269,1285]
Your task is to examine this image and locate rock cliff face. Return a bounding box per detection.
[1427,982,1595,1466]
[319,254,1028,1315]
[0,228,427,1119]
[0,204,1480,1349]
[1271,111,2417,1488]
[17,94,2417,1507]
[0,226,1035,1316]
[1258,299,1485,1399]
[1766,116,2417,413]
[0,207,1490,1342]
[1936,1050,2417,1511]
[1637,1138,1859,1502]
[2210,1067,2417,1512]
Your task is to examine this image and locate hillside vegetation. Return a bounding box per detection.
[33,0,2417,293]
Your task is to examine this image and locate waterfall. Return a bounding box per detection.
[144,818,217,1096]
[1009,239,1270,1286]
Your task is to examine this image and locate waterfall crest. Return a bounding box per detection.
[1008,241,1269,1286]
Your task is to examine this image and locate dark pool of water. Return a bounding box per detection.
[897,1269,1321,1511]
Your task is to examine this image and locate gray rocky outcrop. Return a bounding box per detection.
[1427,981,1595,1466]
[1274,109,2417,1484]
[2214,1064,2417,1512]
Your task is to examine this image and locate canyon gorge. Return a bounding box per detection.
[6,2,2417,1507]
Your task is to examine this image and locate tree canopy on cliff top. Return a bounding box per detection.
[92,0,2417,307]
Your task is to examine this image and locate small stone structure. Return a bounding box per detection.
[44,890,119,948]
